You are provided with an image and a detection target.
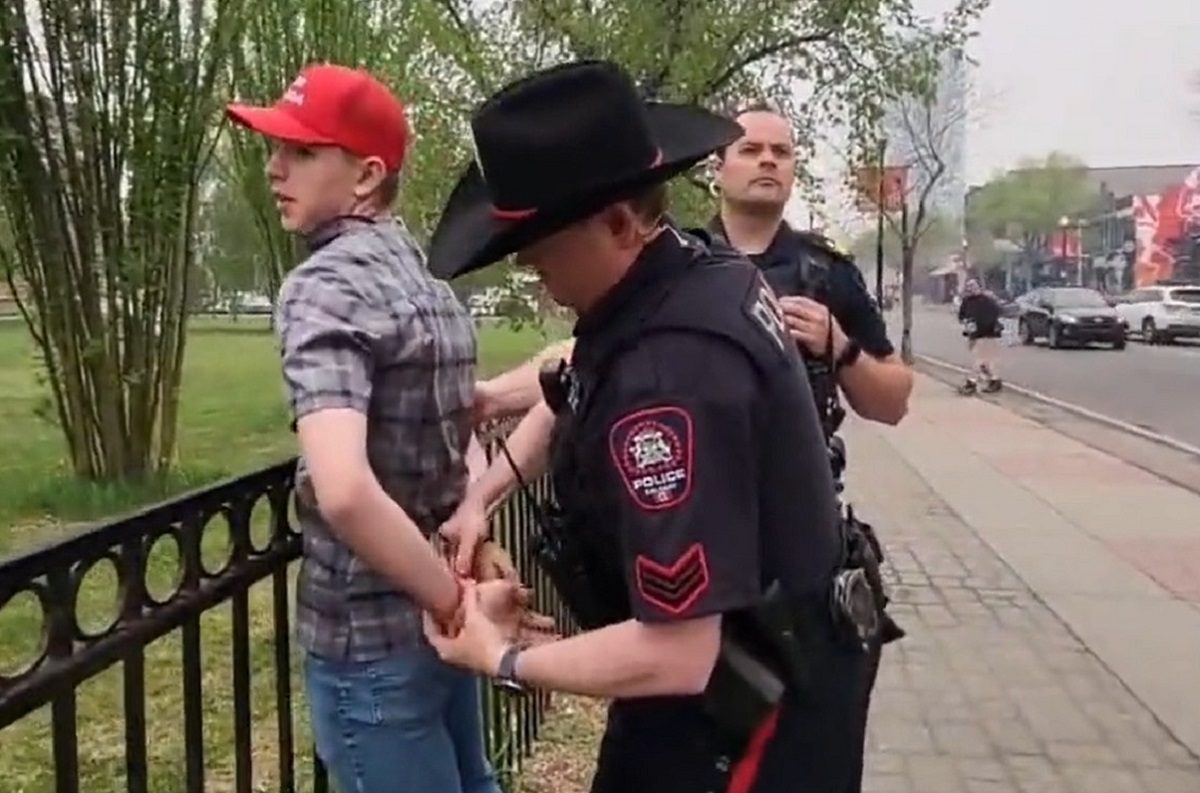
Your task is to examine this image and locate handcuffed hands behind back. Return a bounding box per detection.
[439,496,506,578]
[424,579,560,673]
[431,501,557,664]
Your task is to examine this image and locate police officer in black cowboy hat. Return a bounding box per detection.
[422,59,871,793]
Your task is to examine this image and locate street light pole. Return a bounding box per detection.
[874,138,886,307]
[1078,219,1089,287]
[1058,215,1076,286]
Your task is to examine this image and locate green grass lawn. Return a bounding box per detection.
[0,314,566,793]
[0,315,561,552]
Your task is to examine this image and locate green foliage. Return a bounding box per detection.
[221,0,408,295]
[219,0,991,286]
[0,0,991,484]
[495,0,992,211]
[197,162,272,303]
[0,318,564,793]
[967,151,1100,249]
[668,179,719,229]
[849,213,960,271]
[0,0,246,480]
[0,318,560,539]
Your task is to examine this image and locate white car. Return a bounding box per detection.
[1114,284,1200,344]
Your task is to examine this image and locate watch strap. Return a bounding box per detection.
[496,643,525,691]
[835,339,862,370]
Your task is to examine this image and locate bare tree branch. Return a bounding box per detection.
[870,75,970,246]
[896,94,954,246]
[696,29,836,102]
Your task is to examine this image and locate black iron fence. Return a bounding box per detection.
[0,425,565,793]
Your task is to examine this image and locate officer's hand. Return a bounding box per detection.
[439,496,493,578]
[423,581,510,675]
[476,579,558,642]
[473,539,519,583]
[778,296,849,358]
[474,579,524,631]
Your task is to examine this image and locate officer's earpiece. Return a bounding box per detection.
[705,151,722,198]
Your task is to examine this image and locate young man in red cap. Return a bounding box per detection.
[226,64,502,793]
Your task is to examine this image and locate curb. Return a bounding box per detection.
[914,353,1200,460]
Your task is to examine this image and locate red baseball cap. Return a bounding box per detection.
[226,63,409,172]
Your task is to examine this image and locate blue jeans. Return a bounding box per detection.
[305,647,501,793]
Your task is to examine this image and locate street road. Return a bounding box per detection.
[893,304,1200,448]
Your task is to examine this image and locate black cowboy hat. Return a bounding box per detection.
[425,59,743,280]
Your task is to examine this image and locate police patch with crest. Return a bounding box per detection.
[608,405,693,511]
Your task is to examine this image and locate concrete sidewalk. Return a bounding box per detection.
[842,375,1200,793]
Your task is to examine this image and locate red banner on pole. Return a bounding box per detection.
[855,166,907,213]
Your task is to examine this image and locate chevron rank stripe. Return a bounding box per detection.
[633,543,710,615]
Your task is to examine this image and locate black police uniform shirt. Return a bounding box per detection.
[709,218,894,359]
[557,227,842,626]
[553,229,854,793]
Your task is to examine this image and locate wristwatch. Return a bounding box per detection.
[495,643,526,694]
[835,339,862,370]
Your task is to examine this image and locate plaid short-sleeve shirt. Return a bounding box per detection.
[274,217,476,661]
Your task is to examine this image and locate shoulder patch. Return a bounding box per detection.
[743,276,789,352]
[608,405,693,511]
[634,544,710,616]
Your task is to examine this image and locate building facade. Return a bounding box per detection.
[965,163,1200,295]
[1088,164,1200,290]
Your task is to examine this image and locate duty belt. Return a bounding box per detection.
[834,505,905,649]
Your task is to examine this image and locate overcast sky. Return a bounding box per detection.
[922,0,1200,185]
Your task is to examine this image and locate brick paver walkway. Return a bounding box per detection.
[844,422,1200,793]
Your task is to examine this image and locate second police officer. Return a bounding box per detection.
[422,60,878,793]
[709,103,914,793]
[708,103,913,437]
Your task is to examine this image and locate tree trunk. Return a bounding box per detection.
[900,244,916,364]
[0,0,241,482]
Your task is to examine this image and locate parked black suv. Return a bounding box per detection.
[1016,287,1127,349]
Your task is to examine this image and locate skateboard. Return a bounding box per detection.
[957,379,1002,396]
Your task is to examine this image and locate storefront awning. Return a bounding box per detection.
[929,262,961,277]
